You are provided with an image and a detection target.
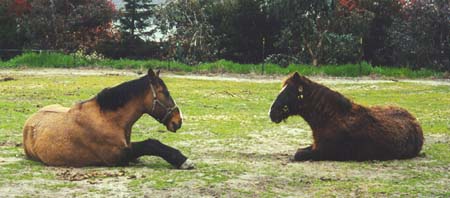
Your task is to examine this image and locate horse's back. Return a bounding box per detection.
[370,106,421,134]
[38,104,70,113]
[321,105,424,161]
[368,106,424,159]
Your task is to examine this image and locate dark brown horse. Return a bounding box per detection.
[269,72,424,161]
[23,69,194,169]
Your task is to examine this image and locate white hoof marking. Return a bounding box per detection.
[179,159,195,170]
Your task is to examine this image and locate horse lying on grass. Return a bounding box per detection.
[269,72,424,161]
[23,69,194,169]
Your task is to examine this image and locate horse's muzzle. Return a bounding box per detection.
[167,120,182,132]
[270,112,283,124]
[269,106,284,124]
[166,109,182,132]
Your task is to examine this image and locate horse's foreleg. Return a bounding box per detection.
[291,145,317,161]
[125,138,194,169]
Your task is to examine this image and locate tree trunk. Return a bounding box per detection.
[312,58,318,67]
[306,42,320,67]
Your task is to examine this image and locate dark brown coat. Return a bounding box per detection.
[270,72,424,161]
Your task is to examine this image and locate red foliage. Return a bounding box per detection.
[339,0,415,10]
[106,0,116,12]
[339,0,357,10]
[9,0,31,16]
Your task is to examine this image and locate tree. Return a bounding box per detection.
[359,0,403,66]
[388,0,450,71]
[270,0,372,66]
[156,0,218,64]
[325,4,373,64]
[118,0,155,40]
[0,0,30,57]
[207,0,278,63]
[20,0,117,51]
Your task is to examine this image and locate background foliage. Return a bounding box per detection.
[0,0,449,71]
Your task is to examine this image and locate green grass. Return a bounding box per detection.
[0,71,449,197]
[0,52,445,78]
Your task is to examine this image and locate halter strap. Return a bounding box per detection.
[150,83,178,123]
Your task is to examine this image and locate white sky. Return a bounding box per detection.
[112,0,166,8]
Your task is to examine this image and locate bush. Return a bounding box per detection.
[388,0,450,71]
[96,38,162,60]
[264,54,299,68]
[322,33,362,65]
[4,52,79,68]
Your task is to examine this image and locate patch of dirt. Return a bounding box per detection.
[1,68,449,85]
[424,134,450,144]
[0,141,22,147]
[0,157,22,165]
[224,174,292,193]
[0,176,138,198]
[56,168,140,182]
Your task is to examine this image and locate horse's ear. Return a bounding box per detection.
[293,71,309,85]
[156,70,160,77]
[292,72,301,80]
[147,69,157,84]
[148,68,155,77]
[292,72,304,84]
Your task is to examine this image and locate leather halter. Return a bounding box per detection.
[149,83,178,123]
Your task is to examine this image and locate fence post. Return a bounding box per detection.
[168,58,171,71]
[261,37,266,75]
[359,37,363,76]
[262,62,265,75]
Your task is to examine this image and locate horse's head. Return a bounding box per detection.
[269,72,309,123]
[144,69,182,132]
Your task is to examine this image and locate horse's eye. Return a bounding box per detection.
[282,105,289,112]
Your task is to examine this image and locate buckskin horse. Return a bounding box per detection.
[23,69,194,169]
[269,72,423,161]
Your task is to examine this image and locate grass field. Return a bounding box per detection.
[0,69,449,197]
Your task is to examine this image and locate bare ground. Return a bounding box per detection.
[1,68,449,85]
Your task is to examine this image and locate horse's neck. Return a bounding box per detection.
[97,97,145,132]
[300,84,347,129]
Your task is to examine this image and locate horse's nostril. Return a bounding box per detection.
[171,121,180,129]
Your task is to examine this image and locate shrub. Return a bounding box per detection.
[388,0,450,71]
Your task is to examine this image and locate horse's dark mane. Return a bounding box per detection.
[301,80,353,125]
[96,75,150,111]
[309,81,352,113]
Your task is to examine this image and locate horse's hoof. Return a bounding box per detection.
[179,159,195,170]
[289,153,304,162]
[289,155,297,162]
